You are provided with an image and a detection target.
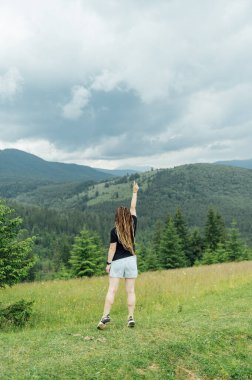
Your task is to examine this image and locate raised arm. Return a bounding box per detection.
[130,180,139,216]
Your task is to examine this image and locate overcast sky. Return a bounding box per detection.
[0,0,252,169]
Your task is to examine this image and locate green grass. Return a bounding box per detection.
[1,261,252,380]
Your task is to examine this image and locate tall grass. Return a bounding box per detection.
[1,261,251,330]
[1,261,252,379]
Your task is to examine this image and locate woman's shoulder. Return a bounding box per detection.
[111,226,119,235]
[110,226,117,238]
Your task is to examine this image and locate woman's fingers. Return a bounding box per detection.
[133,180,139,192]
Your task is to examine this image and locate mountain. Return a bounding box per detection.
[82,163,252,245]
[7,162,252,282]
[94,168,140,176]
[215,159,252,170]
[2,151,252,244]
[112,165,152,172]
[5,163,252,245]
[0,149,115,182]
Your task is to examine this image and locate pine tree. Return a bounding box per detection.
[226,220,246,261]
[245,247,252,260]
[190,228,205,264]
[159,217,187,269]
[204,208,226,251]
[69,227,104,277]
[135,242,148,273]
[174,208,191,266]
[152,219,165,266]
[215,212,227,242]
[200,247,216,265]
[199,243,228,265]
[0,201,35,288]
[145,247,161,271]
[214,242,229,263]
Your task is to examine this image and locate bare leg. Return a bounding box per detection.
[125,278,136,318]
[102,277,120,316]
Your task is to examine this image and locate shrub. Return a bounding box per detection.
[0,299,34,328]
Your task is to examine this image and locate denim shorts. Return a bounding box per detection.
[109,255,138,278]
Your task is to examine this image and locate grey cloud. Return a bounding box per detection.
[1,0,252,165]
[1,83,180,152]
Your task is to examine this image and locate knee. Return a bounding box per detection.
[127,291,135,306]
[108,286,118,297]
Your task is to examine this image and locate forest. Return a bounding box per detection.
[1,162,252,281]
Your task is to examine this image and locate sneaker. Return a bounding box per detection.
[127,315,135,328]
[97,314,111,330]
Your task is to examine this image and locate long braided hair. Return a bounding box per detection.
[114,206,135,255]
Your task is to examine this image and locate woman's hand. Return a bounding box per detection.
[133,180,139,193]
[106,264,111,273]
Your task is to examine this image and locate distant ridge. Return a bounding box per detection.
[0,149,115,182]
[215,159,252,170]
[94,168,142,176]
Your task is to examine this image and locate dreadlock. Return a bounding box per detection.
[114,206,135,255]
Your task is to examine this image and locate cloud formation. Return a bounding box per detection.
[0,0,252,168]
[62,86,90,120]
[0,68,24,101]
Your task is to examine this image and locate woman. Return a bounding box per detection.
[97,180,139,329]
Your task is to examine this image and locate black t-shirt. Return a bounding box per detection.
[110,215,137,261]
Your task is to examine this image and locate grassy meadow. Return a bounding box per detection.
[85,170,156,206]
[0,261,252,380]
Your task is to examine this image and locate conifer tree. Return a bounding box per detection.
[69,227,104,277]
[190,228,205,264]
[174,208,191,266]
[135,242,148,273]
[199,247,216,265]
[199,242,228,265]
[145,247,161,271]
[0,201,35,288]
[159,217,187,269]
[204,208,226,251]
[152,219,165,266]
[214,242,229,263]
[226,220,246,261]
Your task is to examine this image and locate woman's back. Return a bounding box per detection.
[110,214,137,261]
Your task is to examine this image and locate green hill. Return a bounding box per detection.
[70,163,252,244]
[0,149,115,182]
[1,261,251,379]
[2,163,252,244]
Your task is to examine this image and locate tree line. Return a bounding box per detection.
[1,200,251,286]
[136,208,252,272]
[68,206,252,277]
